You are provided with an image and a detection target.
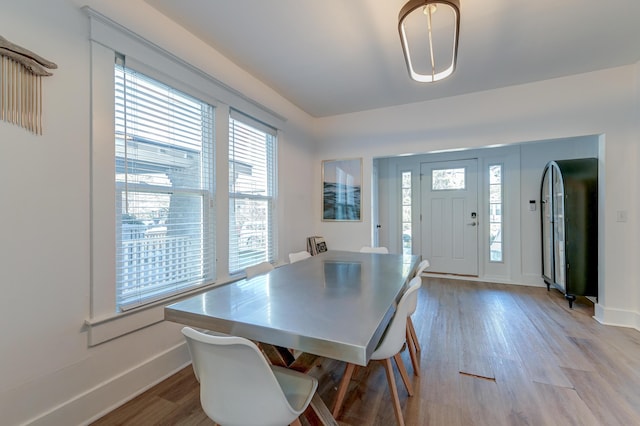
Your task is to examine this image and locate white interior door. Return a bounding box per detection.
[421,159,479,276]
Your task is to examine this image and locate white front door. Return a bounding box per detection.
[421,159,479,276]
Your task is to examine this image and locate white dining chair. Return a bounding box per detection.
[182,327,318,426]
[289,250,311,263]
[359,246,389,254]
[332,277,421,426]
[414,259,430,278]
[406,259,430,366]
[245,261,274,279]
[404,270,427,376]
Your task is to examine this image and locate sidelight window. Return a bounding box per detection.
[401,171,412,255]
[488,164,503,262]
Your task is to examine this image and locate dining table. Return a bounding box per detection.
[165,249,420,424]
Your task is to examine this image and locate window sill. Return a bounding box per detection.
[85,278,237,346]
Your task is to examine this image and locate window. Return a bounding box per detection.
[115,62,215,310]
[489,164,503,262]
[432,167,466,190]
[228,110,276,274]
[401,171,412,256]
[87,9,287,344]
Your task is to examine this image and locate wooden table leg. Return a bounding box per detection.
[261,346,338,426]
[305,392,338,426]
[260,343,296,367]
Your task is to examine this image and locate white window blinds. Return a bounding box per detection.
[228,109,276,274]
[115,61,215,311]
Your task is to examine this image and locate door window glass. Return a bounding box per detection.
[432,167,465,190]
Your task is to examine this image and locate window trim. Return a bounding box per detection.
[86,8,284,345]
[89,42,222,345]
[228,109,278,274]
[400,170,412,256]
[114,63,216,311]
[85,7,285,128]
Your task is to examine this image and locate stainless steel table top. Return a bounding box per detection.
[165,250,419,366]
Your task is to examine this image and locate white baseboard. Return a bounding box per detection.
[594,303,640,332]
[25,342,191,426]
[423,273,546,288]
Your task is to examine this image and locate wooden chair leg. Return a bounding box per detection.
[290,418,302,426]
[407,316,421,353]
[393,353,414,396]
[383,358,405,426]
[406,327,420,376]
[332,362,356,418]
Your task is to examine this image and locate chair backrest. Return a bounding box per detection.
[182,327,306,426]
[360,246,389,254]
[407,260,429,315]
[289,250,311,263]
[246,261,274,279]
[414,259,430,277]
[371,276,422,360]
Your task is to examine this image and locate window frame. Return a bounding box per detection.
[400,170,413,256]
[488,163,504,263]
[114,62,216,311]
[86,8,285,345]
[431,167,466,190]
[228,109,277,274]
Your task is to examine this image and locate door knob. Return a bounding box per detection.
[468,222,477,226]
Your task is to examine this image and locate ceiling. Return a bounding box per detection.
[146,0,640,118]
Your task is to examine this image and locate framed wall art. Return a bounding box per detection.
[322,158,362,221]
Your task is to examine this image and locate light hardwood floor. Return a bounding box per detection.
[91,277,640,425]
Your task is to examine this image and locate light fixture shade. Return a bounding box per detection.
[398,0,460,83]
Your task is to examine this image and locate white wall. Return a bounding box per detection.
[315,65,640,331]
[0,1,316,425]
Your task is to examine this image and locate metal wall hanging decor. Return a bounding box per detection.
[0,35,57,135]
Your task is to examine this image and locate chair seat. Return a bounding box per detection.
[272,365,317,412]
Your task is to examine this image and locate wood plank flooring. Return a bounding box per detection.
[91,277,640,426]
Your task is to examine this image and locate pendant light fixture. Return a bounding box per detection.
[398,0,460,83]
